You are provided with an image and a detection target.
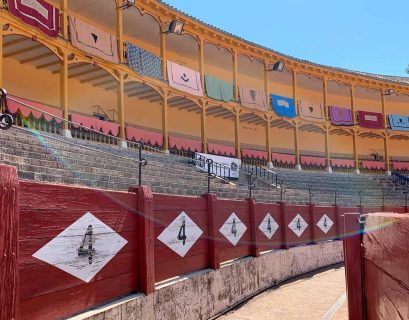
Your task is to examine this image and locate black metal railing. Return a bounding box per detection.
[194,153,231,180]
[392,171,409,187]
[241,161,281,188]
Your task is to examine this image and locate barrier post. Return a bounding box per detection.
[0,165,19,320]
[132,185,155,295]
[309,203,316,244]
[248,198,260,257]
[277,201,289,249]
[343,213,364,320]
[206,193,220,269]
[334,204,341,240]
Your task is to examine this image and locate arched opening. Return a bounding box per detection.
[329,128,354,172]
[167,33,199,70]
[355,86,382,113]
[299,124,326,170]
[357,132,385,173]
[385,92,409,115]
[204,42,232,82]
[327,81,351,108]
[389,134,409,169]
[297,73,325,122]
[206,105,235,157]
[122,80,163,148]
[268,67,293,98]
[239,112,267,164]
[3,34,62,133]
[237,54,264,90]
[167,96,202,156]
[270,119,295,168]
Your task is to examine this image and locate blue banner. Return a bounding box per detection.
[270,94,297,118]
[389,114,409,131]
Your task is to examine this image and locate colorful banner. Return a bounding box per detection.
[298,100,325,122]
[270,94,297,118]
[126,42,162,80]
[329,106,353,126]
[7,0,60,37]
[238,86,267,111]
[388,114,409,132]
[204,75,233,102]
[358,111,384,129]
[167,61,203,96]
[69,16,119,64]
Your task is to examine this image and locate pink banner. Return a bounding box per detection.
[168,136,202,152]
[238,86,267,111]
[69,16,119,64]
[7,95,63,123]
[361,160,385,170]
[208,143,236,157]
[7,0,60,37]
[298,100,325,122]
[331,158,355,168]
[392,162,409,171]
[125,126,163,146]
[358,111,384,129]
[272,153,295,165]
[167,61,203,96]
[301,156,326,167]
[70,113,119,136]
[242,148,268,160]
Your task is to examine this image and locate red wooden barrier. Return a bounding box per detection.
[254,202,282,252]
[248,198,260,257]
[312,206,337,243]
[19,181,138,320]
[153,193,208,282]
[0,165,19,320]
[277,201,290,249]
[215,199,251,263]
[283,205,311,247]
[343,212,364,320]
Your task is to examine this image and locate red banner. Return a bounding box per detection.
[357,111,384,129]
[7,0,60,37]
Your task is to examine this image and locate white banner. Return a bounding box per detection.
[195,153,241,179]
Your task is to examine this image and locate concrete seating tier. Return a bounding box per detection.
[0,127,406,207]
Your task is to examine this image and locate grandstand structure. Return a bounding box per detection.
[1,0,409,178]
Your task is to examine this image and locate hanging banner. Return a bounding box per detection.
[204,75,233,102]
[238,86,267,111]
[358,111,384,129]
[298,100,325,122]
[126,42,162,80]
[195,152,240,179]
[69,16,119,64]
[270,94,297,118]
[167,61,203,96]
[388,114,409,132]
[329,106,353,126]
[7,0,60,37]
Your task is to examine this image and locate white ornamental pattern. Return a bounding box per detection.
[288,214,308,237]
[157,212,203,257]
[219,212,247,246]
[32,212,128,283]
[258,213,279,239]
[316,214,334,234]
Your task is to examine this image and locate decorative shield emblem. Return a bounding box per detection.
[309,106,314,113]
[180,73,190,82]
[250,90,256,101]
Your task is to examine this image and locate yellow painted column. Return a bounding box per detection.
[60,50,70,136]
[350,84,356,125]
[322,77,328,120]
[292,69,297,105]
[60,0,68,39]
[235,110,241,158]
[264,60,269,108]
[201,100,207,153]
[116,3,124,64]
[162,92,169,151]
[160,29,167,80]
[232,49,238,100]
[117,74,126,143]
[265,118,272,167]
[324,127,332,172]
[380,89,387,128]
[352,131,360,174]
[384,134,391,174]
[294,124,301,170]
[198,38,205,90]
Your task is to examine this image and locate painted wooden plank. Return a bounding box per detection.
[155,254,209,282]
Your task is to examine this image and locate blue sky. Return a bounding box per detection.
[164,0,408,77]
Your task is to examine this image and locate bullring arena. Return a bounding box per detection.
[0,1,408,319]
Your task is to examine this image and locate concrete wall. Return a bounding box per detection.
[71,241,343,320]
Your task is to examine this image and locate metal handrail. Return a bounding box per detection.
[194,153,232,181]
[241,161,280,188]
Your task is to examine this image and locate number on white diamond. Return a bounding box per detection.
[231,218,237,237]
[177,216,187,245]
